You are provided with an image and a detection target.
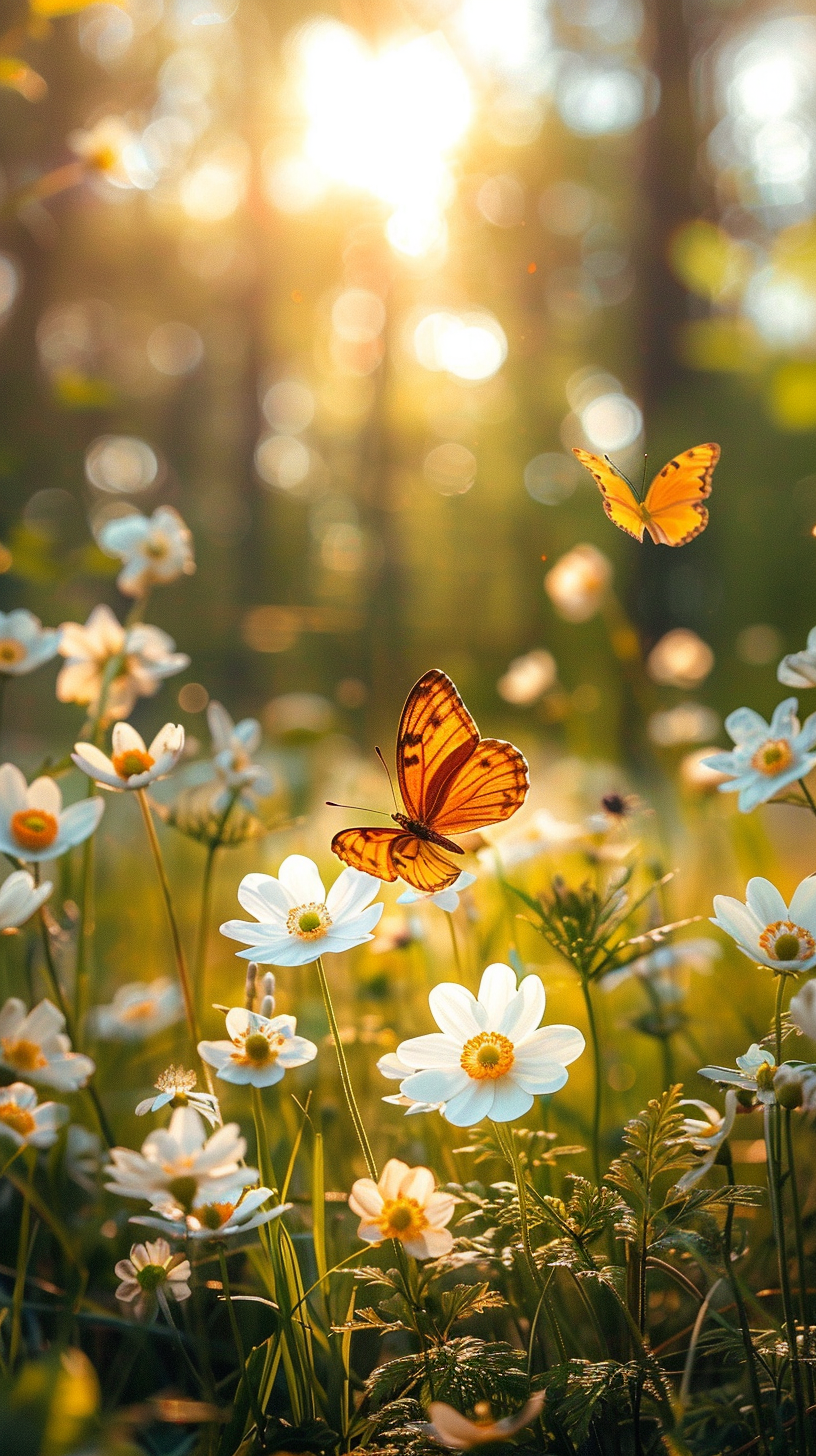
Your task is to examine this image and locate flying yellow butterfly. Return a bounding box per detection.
[572,443,720,546]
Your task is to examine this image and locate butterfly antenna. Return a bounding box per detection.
[375,745,400,812]
[325,801,392,818]
[604,452,639,502]
[641,453,648,498]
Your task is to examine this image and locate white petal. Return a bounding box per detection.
[0,763,28,820]
[442,1079,495,1127]
[488,1077,534,1123]
[515,1024,585,1067]
[112,722,147,755]
[395,1033,462,1069]
[326,867,380,921]
[477,963,518,1025]
[236,873,292,923]
[278,855,326,904]
[401,1067,467,1102]
[26,776,62,817]
[745,878,788,926]
[498,974,545,1042]
[788,876,816,931]
[428,982,483,1039]
[55,798,104,851]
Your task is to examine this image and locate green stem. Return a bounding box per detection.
[314,955,377,1180]
[784,1110,816,1418]
[580,976,603,1185]
[36,896,113,1147]
[219,1246,265,1440]
[73,816,95,1039]
[723,1147,770,1456]
[251,1085,279,1197]
[136,790,212,1091]
[799,777,816,820]
[497,1121,541,1294]
[765,1103,808,1453]
[9,1161,32,1367]
[774,971,788,1067]
[193,790,240,1020]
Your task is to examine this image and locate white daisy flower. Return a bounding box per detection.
[207,700,272,804]
[198,1007,317,1089]
[97,507,196,599]
[130,1186,289,1241]
[349,1159,455,1259]
[92,978,183,1042]
[415,1393,546,1449]
[711,876,816,973]
[702,699,816,813]
[72,721,185,791]
[0,764,103,863]
[114,1238,192,1319]
[57,605,189,723]
[674,1091,739,1193]
[220,854,383,966]
[0,609,60,676]
[698,1043,777,1105]
[393,963,585,1128]
[0,869,53,929]
[0,997,95,1090]
[0,1081,69,1149]
[397,871,476,913]
[105,1106,257,1217]
[135,1066,221,1127]
[778,627,816,689]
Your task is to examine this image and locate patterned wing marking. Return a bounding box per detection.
[388,835,462,892]
[396,669,478,822]
[330,827,405,883]
[572,448,646,542]
[430,739,529,835]
[642,443,719,546]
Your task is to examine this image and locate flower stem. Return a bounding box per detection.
[136,789,212,1091]
[194,842,218,1021]
[36,897,114,1147]
[313,955,377,1180]
[773,971,788,1067]
[251,1084,279,1196]
[799,777,816,820]
[9,1159,32,1367]
[764,1103,809,1453]
[723,1146,770,1456]
[580,976,603,1186]
[219,1245,265,1439]
[784,1109,816,1419]
[496,1121,541,1294]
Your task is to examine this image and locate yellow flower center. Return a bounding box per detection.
[89,145,119,173]
[2,1036,47,1072]
[156,1065,197,1096]
[0,1102,36,1138]
[286,902,332,940]
[232,1029,285,1066]
[10,808,58,852]
[144,536,170,560]
[756,1062,776,1093]
[376,1195,428,1241]
[111,748,155,779]
[193,1202,235,1230]
[460,1031,515,1081]
[758,920,815,962]
[121,999,157,1022]
[0,638,26,667]
[751,738,794,776]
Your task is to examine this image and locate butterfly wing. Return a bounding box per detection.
[572,448,646,541]
[642,443,719,547]
[331,826,460,892]
[397,670,479,821]
[430,738,529,836]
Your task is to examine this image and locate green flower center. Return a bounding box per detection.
[774,933,802,961]
[244,1032,273,1064]
[136,1263,168,1292]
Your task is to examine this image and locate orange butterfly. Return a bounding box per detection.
[331,670,529,893]
[573,443,720,546]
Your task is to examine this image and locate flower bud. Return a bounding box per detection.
[774,1064,804,1109]
[260,971,276,1019]
[244,962,258,1011]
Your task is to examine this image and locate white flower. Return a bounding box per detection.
[0,869,53,929]
[114,1238,191,1319]
[674,1091,738,1193]
[778,627,816,688]
[130,1186,290,1241]
[414,1393,546,1448]
[198,1007,317,1089]
[105,1105,257,1217]
[0,610,60,676]
[0,1081,69,1149]
[698,1043,777,1105]
[393,963,585,1127]
[602,937,722,994]
[790,979,816,1041]
[0,765,103,863]
[220,854,383,966]
[544,543,612,623]
[98,507,196,599]
[135,1066,221,1127]
[0,997,95,1090]
[69,116,137,187]
[711,876,816,973]
[57,605,189,723]
[377,1051,444,1115]
[72,721,185,791]
[702,699,816,812]
[92,978,183,1042]
[349,1159,455,1259]
[207,700,272,801]
[397,871,476,914]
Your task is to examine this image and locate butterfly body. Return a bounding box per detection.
[573,442,720,546]
[331,669,528,892]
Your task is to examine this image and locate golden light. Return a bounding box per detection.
[647,628,714,689]
[283,22,473,257]
[544,544,612,623]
